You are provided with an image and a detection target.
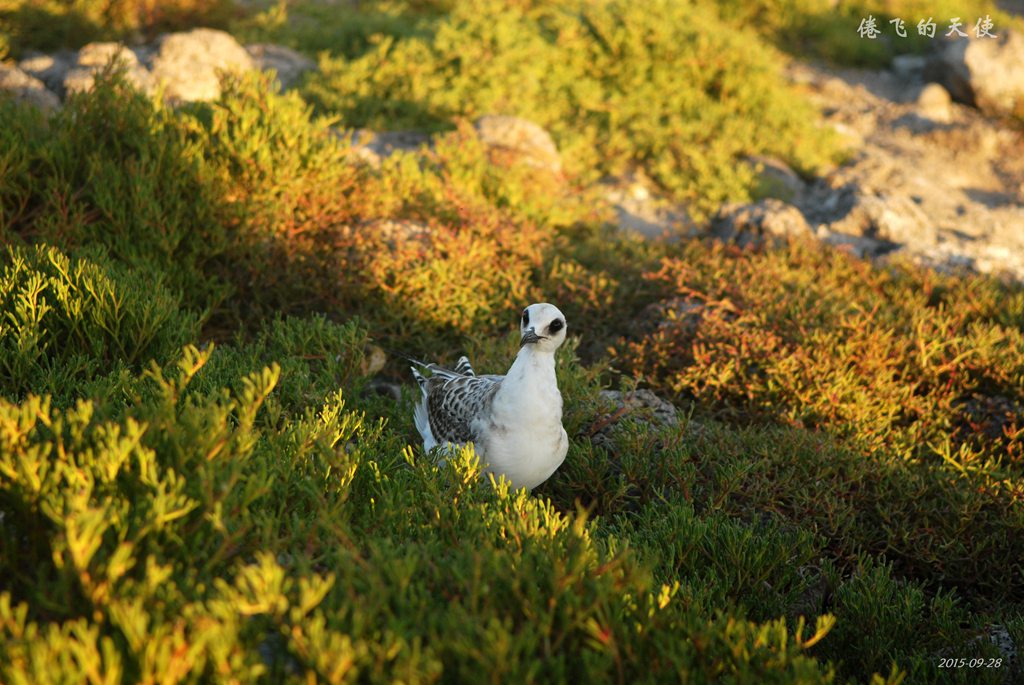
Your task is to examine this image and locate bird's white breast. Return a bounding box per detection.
[476,349,568,490]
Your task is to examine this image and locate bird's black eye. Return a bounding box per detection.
[522,309,530,325]
[548,319,564,333]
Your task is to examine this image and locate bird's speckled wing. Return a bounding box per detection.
[425,373,501,445]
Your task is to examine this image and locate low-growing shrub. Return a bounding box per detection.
[189,314,372,428]
[817,557,999,684]
[615,499,822,621]
[538,395,1024,609]
[231,0,440,60]
[539,412,1021,682]
[617,240,1024,471]
[303,0,840,220]
[2,70,598,350]
[0,346,842,684]
[0,70,235,317]
[0,243,198,402]
[682,421,1024,605]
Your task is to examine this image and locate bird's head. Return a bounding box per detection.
[519,303,567,353]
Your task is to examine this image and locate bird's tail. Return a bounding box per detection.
[408,365,438,451]
[376,343,429,370]
[410,365,429,395]
[378,343,475,380]
[452,356,475,376]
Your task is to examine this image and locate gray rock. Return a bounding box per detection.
[817,229,894,259]
[345,129,430,167]
[612,202,690,239]
[0,64,60,110]
[940,29,1024,116]
[746,155,806,201]
[473,115,562,174]
[966,624,1018,685]
[364,378,401,402]
[63,42,154,96]
[891,54,928,81]
[77,42,136,68]
[361,344,387,376]
[711,199,812,248]
[828,193,933,246]
[603,172,692,239]
[18,51,72,94]
[245,43,315,90]
[149,28,254,103]
[591,389,679,452]
[599,389,678,429]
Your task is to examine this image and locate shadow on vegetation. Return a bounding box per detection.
[1,0,239,58]
[0,4,104,57]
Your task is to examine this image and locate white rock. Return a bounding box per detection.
[63,42,154,95]
[149,28,254,102]
[77,42,140,68]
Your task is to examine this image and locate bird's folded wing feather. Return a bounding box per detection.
[427,374,501,445]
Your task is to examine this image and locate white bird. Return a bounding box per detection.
[410,303,569,490]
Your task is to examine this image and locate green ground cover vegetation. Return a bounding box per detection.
[2,1,1023,683]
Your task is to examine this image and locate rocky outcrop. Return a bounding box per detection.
[599,389,679,428]
[600,156,804,241]
[63,42,154,96]
[601,171,694,240]
[17,51,73,94]
[6,29,314,109]
[777,61,1024,281]
[711,199,812,248]
[914,82,953,124]
[699,61,1024,281]
[746,155,807,201]
[940,30,1024,117]
[0,64,60,109]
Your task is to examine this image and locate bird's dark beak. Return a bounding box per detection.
[520,329,544,346]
